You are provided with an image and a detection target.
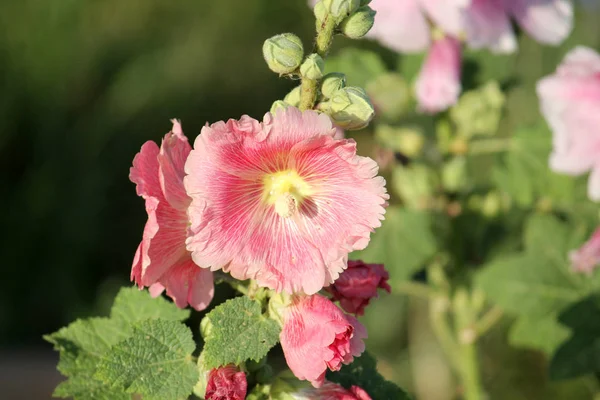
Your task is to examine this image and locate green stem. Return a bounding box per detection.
[428,295,461,371]
[299,15,336,111]
[458,338,483,400]
[474,306,503,338]
[396,281,434,299]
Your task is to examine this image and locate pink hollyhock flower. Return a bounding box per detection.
[536,46,600,200]
[279,294,367,387]
[569,228,600,275]
[130,120,214,310]
[308,0,430,53]
[205,365,247,400]
[415,35,462,113]
[290,381,372,400]
[327,260,391,316]
[421,0,572,53]
[184,107,388,294]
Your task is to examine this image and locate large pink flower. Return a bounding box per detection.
[184,108,388,294]
[326,260,391,316]
[290,381,372,400]
[415,35,463,113]
[537,46,600,200]
[130,120,214,310]
[280,294,367,388]
[570,228,600,275]
[205,365,247,400]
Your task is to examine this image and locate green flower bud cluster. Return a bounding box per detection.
[314,0,375,39]
[450,81,505,139]
[318,86,375,130]
[299,53,325,80]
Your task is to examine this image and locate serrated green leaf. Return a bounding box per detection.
[325,48,387,88]
[352,206,437,284]
[476,215,592,317]
[550,295,600,380]
[111,286,190,325]
[203,296,280,368]
[96,319,197,400]
[327,352,411,400]
[509,314,570,355]
[44,317,130,400]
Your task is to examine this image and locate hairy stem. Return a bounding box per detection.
[299,15,336,111]
[468,137,513,155]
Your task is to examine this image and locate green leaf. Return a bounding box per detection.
[203,296,280,368]
[327,352,412,400]
[476,215,591,317]
[550,295,600,380]
[110,286,190,325]
[352,206,437,283]
[325,48,387,88]
[96,319,198,400]
[509,314,570,355]
[44,318,130,400]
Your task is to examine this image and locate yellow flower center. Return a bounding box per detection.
[263,170,311,218]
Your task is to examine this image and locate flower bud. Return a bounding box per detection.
[314,1,327,24]
[441,156,468,192]
[284,85,301,106]
[320,72,346,99]
[300,53,325,80]
[323,0,361,23]
[200,316,213,339]
[339,6,376,39]
[270,100,289,114]
[262,33,304,75]
[205,365,247,400]
[319,86,374,130]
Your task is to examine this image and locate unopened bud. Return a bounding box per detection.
[283,86,301,106]
[270,100,289,114]
[319,86,374,130]
[300,53,325,80]
[442,156,468,192]
[323,0,361,23]
[314,1,327,24]
[340,6,375,39]
[320,72,346,99]
[200,316,213,339]
[262,33,304,75]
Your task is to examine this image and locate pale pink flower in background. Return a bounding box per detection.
[326,260,391,316]
[280,294,367,388]
[130,120,214,311]
[415,35,462,113]
[537,46,600,200]
[505,0,573,46]
[205,365,247,400]
[184,107,387,294]
[290,380,372,400]
[309,0,430,53]
[569,228,600,274]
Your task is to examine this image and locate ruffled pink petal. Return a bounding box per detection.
[367,0,430,53]
[149,283,165,297]
[464,0,517,53]
[419,0,466,37]
[158,120,192,211]
[415,35,463,113]
[159,258,215,311]
[184,107,387,294]
[506,0,573,45]
[130,141,162,200]
[280,294,366,388]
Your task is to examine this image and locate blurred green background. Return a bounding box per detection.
[2,0,600,399]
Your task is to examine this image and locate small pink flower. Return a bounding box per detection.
[280,294,367,388]
[327,260,391,316]
[205,365,247,400]
[537,46,600,200]
[570,228,600,275]
[130,120,214,310]
[415,35,462,114]
[292,381,372,400]
[184,107,388,294]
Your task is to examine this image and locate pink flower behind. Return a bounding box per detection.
[536,46,600,200]
[205,365,247,400]
[415,35,462,114]
[291,381,372,399]
[130,120,214,310]
[570,228,600,275]
[280,294,367,388]
[327,260,391,316]
[184,107,388,295]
